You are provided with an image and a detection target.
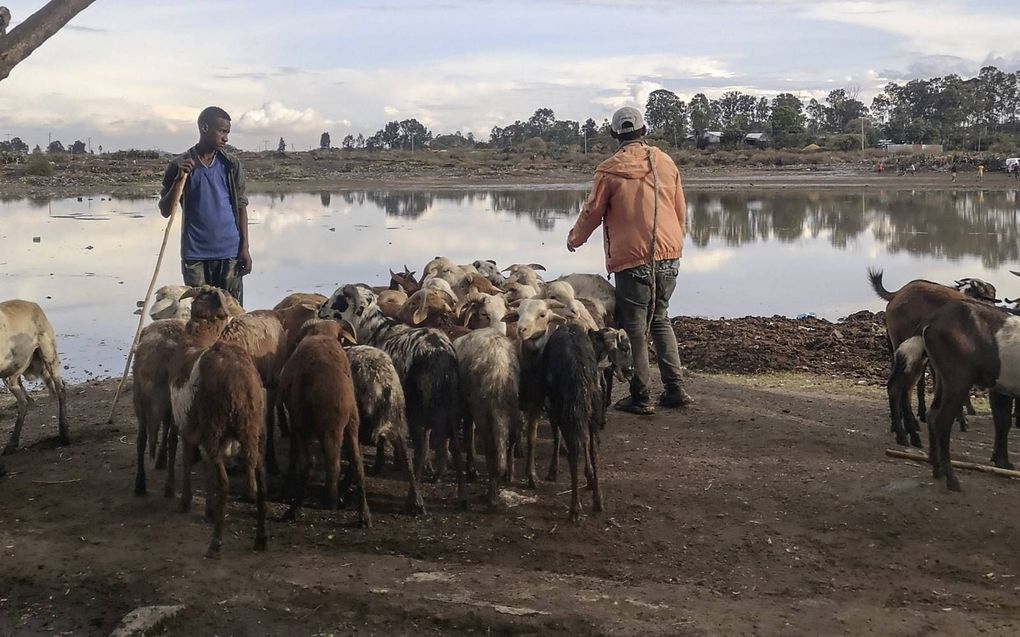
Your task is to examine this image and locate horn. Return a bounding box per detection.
[528,263,547,271]
[179,286,200,300]
[337,319,358,345]
[1011,271,1020,278]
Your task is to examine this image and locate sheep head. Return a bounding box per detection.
[542,280,576,306]
[181,285,232,322]
[296,318,358,346]
[389,266,420,294]
[404,288,457,326]
[590,328,634,382]
[503,298,566,343]
[954,278,999,304]
[505,282,540,304]
[319,284,377,326]
[459,292,508,329]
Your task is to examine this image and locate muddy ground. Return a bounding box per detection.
[3,151,1017,199]
[3,365,1020,636]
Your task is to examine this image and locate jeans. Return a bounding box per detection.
[614,259,684,400]
[182,258,244,306]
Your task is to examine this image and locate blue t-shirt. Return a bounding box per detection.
[182,155,240,260]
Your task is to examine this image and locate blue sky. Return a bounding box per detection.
[1,0,1018,151]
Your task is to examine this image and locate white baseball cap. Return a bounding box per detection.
[611,106,645,135]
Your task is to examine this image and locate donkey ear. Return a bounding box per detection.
[589,330,609,362]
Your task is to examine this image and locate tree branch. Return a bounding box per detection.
[0,0,98,82]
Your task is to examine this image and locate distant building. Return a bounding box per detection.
[700,131,723,146]
[744,132,769,147]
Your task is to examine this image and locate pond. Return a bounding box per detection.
[2,187,1019,382]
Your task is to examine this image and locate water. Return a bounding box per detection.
[2,187,1019,382]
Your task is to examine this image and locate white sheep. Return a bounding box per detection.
[1,300,68,455]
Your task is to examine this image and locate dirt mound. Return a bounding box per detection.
[672,310,889,383]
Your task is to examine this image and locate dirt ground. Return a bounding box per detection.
[3,370,1020,636]
[3,151,1018,199]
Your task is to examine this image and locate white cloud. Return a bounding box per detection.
[237,101,341,133]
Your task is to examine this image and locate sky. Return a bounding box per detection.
[1,0,1019,152]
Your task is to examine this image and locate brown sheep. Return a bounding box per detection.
[169,286,267,558]
[279,320,371,527]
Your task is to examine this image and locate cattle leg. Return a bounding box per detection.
[2,380,29,455]
[344,425,372,527]
[390,431,426,515]
[565,430,581,523]
[588,427,604,513]
[205,458,228,558]
[546,423,561,483]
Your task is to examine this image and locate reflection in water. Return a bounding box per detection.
[2,187,1020,381]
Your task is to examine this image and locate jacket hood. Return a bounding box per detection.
[596,142,659,179]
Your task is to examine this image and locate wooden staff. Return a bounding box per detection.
[107,173,187,423]
[885,448,1020,480]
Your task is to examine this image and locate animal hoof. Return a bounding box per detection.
[544,472,556,483]
[405,496,427,517]
[178,500,191,514]
[359,515,373,529]
[909,433,923,449]
[204,541,222,559]
[134,484,146,497]
[279,508,297,523]
[568,510,580,524]
[465,468,478,483]
[947,476,962,492]
[1,444,17,457]
[56,435,70,446]
[894,433,908,447]
[253,537,268,552]
[993,457,1015,471]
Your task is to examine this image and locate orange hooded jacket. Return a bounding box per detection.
[567,142,686,273]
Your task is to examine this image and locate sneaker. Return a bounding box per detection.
[614,395,655,416]
[658,388,695,408]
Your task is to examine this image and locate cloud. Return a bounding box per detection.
[237,101,347,134]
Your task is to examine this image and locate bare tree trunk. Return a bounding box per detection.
[0,0,98,82]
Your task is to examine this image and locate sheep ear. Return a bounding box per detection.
[437,290,458,308]
[299,302,321,312]
[1011,271,1020,278]
[546,299,567,309]
[501,265,514,273]
[486,259,496,265]
[508,298,524,308]
[412,305,429,325]
[501,311,519,323]
[528,263,547,271]
[179,286,199,300]
[589,330,609,361]
[549,313,567,324]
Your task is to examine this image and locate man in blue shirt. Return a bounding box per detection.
[159,106,251,304]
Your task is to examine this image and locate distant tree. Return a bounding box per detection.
[10,136,28,153]
[69,140,87,154]
[645,89,688,145]
[581,118,599,140]
[355,133,365,148]
[688,93,716,135]
[98,144,103,154]
[526,108,556,138]
[47,140,64,153]
[33,144,42,154]
[320,131,331,149]
[341,134,355,149]
[524,136,547,154]
[277,137,286,153]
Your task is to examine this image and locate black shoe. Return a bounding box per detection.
[614,395,655,416]
[658,388,695,408]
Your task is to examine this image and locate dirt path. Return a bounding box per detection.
[2,374,1020,636]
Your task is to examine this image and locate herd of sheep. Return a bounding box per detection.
[0,257,634,558]
[9,258,1020,556]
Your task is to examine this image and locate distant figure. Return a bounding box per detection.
[977,162,985,183]
[566,106,693,414]
[950,162,958,183]
[1012,163,1020,181]
[158,106,251,305]
[909,163,916,175]
[0,7,10,37]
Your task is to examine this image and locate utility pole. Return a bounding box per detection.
[87,136,91,153]
[410,133,414,153]
[583,131,587,155]
[861,117,865,152]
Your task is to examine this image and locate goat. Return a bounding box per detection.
[503,263,545,289]
[542,325,608,522]
[890,297,1020,492]
[397,288,458,329]
[869,269,986,447]
[279,320,370,527]
[502,298,566,488]
[458,292,509,334]
[169,286,267,558]
[454,328,522,510]
[505,282,541,305]
[318,284,466,506]
[377,289,408,319]
[1,300,68,455]
[389,266,420,295]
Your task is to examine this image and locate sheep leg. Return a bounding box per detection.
[253,462,268,551]
[446,429,468,510]
[464,418,478,483]
[588,428,604,513]
[53,377,68,446]
[134,417,148,496]
[930,384,967,491]
[324,432,342,511]
[178,439,194,512]
[989,391,1014,470]
[525,415,540,489]
[955,406,969,432]
[204,462,217,523]
[1,379,29,455]
[482,415,500,511]
[205,459,229,559]
[916,369,928,424]
[390,432,426,516]
[546,423,561,483]
[965,396,977,416]
[282,437,311,522]
[565,433,581,523]
[264,389,281,476]
[164,424,179,499]
[412,425,427,484]
[276,401,290,437]
[344,424,372,528]
[372,436,386,476]
[155,412,171,469]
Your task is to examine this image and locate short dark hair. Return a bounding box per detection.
[198,106,231,128]
[613,126,646,142]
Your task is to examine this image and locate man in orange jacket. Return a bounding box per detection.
[567,106,692,415]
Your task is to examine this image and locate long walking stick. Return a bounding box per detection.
[107,173,187,423]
